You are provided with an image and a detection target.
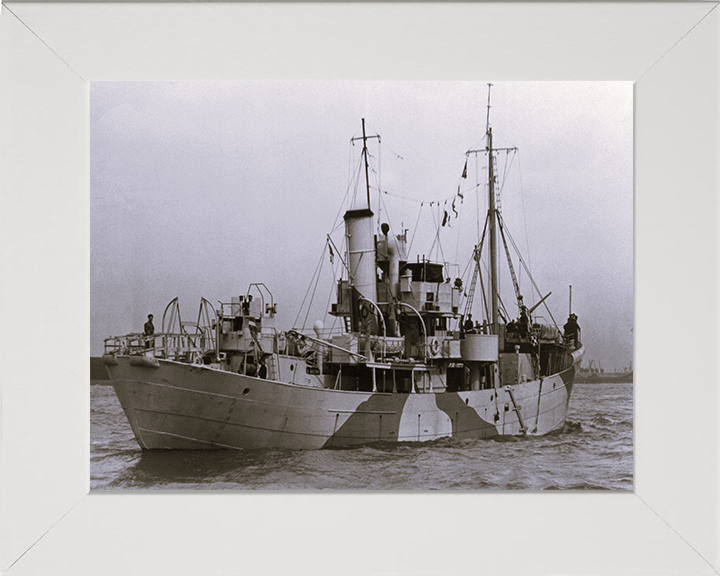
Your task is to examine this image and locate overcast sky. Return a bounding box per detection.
[91,81,633,371]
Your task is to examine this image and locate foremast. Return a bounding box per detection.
[344,118,380,334]
[330,120,464,368]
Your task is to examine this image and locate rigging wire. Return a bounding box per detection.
[499,213,560,331]
[293,242,327,331]
[517,151,531,276]
[459,255,474,293]
[301,246,326,332]
[329,144,362,234]
[377,137,382,233]
[427,203,447,265]
[463,211,490,323]
[406,202,424,257]
[501,151,510,193]
[477,269,490,324]
[497,292,509,323]
[453,195,465,265]
[350,153,366,209]
[498,150,517,196]
[496,148,519,290]
[322,251,341,336]
[478,263,489,324]
[475,153,482,243]
[381,188,461,206]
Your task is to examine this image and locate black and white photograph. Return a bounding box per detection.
[4,2,720,574]
[91,81,633,490]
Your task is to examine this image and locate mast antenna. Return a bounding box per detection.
[486,83,493,132]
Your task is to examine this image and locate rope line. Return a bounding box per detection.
[294,243,327,330]
[517,152,531,276]
[407,202,424,257]
[380,186,478,206]
[302,247,326,331]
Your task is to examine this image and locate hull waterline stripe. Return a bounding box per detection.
[122,379,247,401]
[133,407,333,439]
[122,379,365,411]
[136,427,244,450]
[328,409,397,415]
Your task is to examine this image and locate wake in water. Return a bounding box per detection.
[551,420,584,435]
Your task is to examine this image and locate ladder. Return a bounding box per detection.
[463,213,490,322]
[463,261,479,319]
[266,355,278,381]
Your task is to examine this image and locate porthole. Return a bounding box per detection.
[290,364,294,371]
[465,398,469,405]
[242,388,250,395]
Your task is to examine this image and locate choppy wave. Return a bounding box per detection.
[543,482,614,490]
[552,420,584,435]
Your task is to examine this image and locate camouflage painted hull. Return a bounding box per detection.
[108,356,576,450]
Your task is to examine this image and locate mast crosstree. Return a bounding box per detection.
[351,118,380,211]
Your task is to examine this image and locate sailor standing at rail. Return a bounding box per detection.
[144,314,154,349]
[518,305,530,336]
[564,313,580,349]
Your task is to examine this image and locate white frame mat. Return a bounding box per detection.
[1,3,718,575]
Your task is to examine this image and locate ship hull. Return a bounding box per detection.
[107,356,576,450]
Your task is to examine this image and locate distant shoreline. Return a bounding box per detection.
[575,372,633,385]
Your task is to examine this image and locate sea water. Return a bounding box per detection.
[90,382,633,490]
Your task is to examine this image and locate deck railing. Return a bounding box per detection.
[103,331,213,362]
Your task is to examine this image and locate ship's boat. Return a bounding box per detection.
[103,91,585,450]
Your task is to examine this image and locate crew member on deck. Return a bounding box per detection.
[144,314,154,349]
[564,313,580,348]
[464,314,475,334]
[518,306,530,336]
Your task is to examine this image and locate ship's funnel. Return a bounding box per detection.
[344,209,377,305]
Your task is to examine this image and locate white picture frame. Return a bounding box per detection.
[0,3,718,575]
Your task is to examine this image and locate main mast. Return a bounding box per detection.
[486,86,500,335]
